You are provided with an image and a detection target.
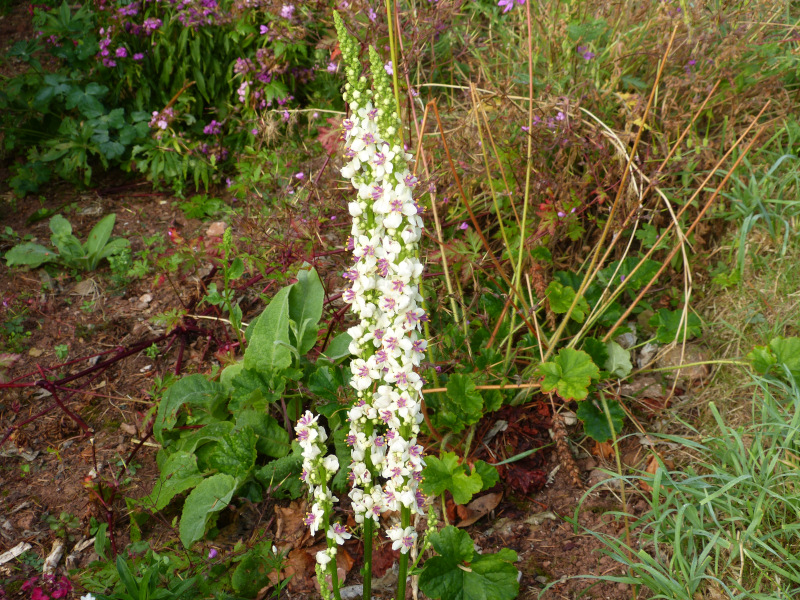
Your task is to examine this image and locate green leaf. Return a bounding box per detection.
[546,280,589,323]
[49,215,83,263]
[287,266,324,354]
[179,473,236,548]
[748,345,776,375]
[538,348,599,400]
[228,257,245,280]
[321,332,352,362]
[577,398,625,443]
[419,526,519,600]
[140,451,204,511]
[769,336,800,379]
[422,452,483,505]
[232,549,271,596]
[604,340,632,378]
[154,375,227,443]
[83,214,116,265]
[473,460,499,491]
[235,410,290,458]
[443,373,484,433]
[254,444,303,499]
[5,242,57,268]
[228,368,285,413]
[244,285,293,375]
[171,422,234,458]
[582,337,609,369]
[204,427,257,480]
[648,309,702,343]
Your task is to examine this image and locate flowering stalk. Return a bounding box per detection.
[296,12,428,600]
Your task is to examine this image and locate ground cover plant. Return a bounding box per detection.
[1,0,799,599]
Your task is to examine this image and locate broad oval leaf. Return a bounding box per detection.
[179,473,236,548]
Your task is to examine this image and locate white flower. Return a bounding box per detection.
[323,455,340,473]
[316,549,333,566]
[81,595,97,600]
[328,523,352,545]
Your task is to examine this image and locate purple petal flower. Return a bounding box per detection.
[384,61,393,76]
[459,222,469,230]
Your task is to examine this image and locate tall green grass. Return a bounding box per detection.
[564,370,800,599]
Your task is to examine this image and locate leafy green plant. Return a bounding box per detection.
[141,266,348,548]
[418,526,519,600]
[5,214,129,271]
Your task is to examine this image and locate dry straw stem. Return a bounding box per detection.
[601,101,772,343]
[542,27,680,362]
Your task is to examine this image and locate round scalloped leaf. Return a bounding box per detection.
[538,348,599,400]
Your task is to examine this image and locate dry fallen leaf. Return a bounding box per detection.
[457,492,503,528]
[274,500,308,553]
[592,440,614,459]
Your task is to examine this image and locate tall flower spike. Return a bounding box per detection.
[333,11,368,104]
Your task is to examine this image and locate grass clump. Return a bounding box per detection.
[573,371,800,598]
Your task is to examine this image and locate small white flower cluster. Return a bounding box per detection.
[296,411,349,566]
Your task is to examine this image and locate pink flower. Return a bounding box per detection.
[459,222,469,230]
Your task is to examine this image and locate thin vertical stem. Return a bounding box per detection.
[396,506,411,600]
[384,0,404,145]
[362,518,374,600]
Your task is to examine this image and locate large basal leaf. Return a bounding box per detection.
[577,398,625,443]
[235,410,290,458]
[170,421,235,460]
[204,426,257,480]
[228,367,284,413]
[244,285,293,375]
[419,526,519,600]
[320,332,352,362]
[154,375,227,443]
[287,266,324,355]
[179,473,236,548]
[4,242,58,268]
[538,347,599,400]
[140,451,204,511]
[83,214,117,267]
[422,452,483,505]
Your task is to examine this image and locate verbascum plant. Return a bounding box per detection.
[297,11,428,600]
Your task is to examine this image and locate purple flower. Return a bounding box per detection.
[295,172,304,179]
[203,120,222,135]
[384,61,393,75]
[133,52,144,60]
[459,222,469,230]
[259,24,269,35]
[115,47,127,58]
[557,211,566,218]
[368,7,377,21]
[208,548,218,559]
[556,111,565,121]
[280,3,294,18]
[521,125,530,132]
[143,17,162,34]
[103,58,117,67]
[327,61,338,73]
[498,0,524,12]
[577,45,595,60]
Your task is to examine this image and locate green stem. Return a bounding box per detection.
[396,506,411,600]
[384,0,404,146]
[362,518,373,600]
[329,551,342,600]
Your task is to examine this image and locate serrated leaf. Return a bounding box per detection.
[577,398,625,443]
[443,373,484,433]
[747,345,775,375]
[422,452,483,505]
[769,336,800,379]
[538,348,599,400]
[419,526,519,600]
[204,427,257,480]
[546,280,589,323]
[179,473,236,548]
[605,340,632,378]
[582,337,609,369]
[473,461,499,491]
[140,451,204,511]
[244,285,293,375]
[649,308,702,343]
